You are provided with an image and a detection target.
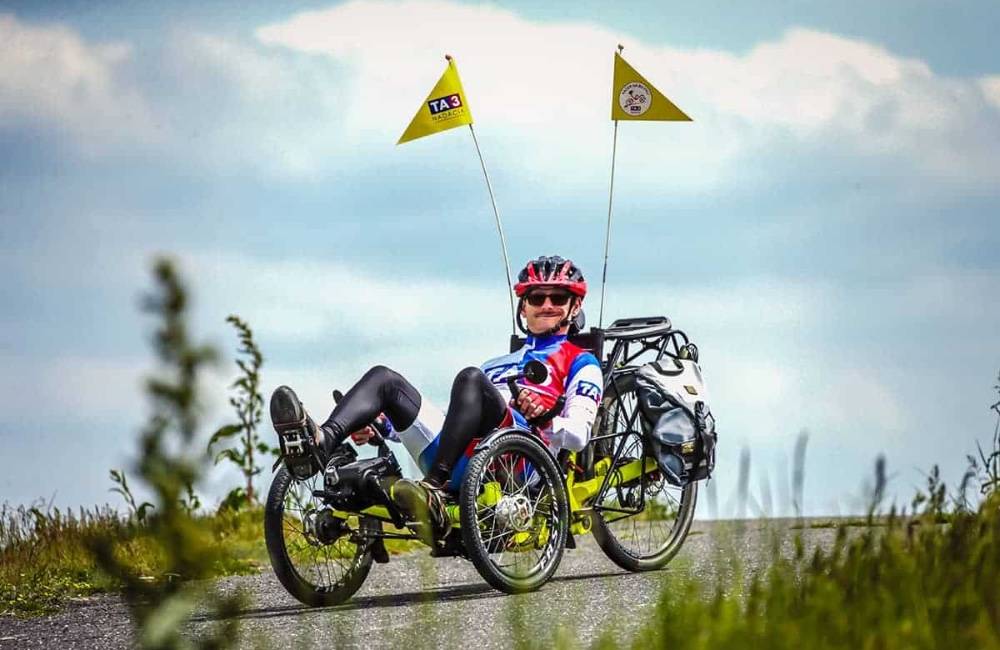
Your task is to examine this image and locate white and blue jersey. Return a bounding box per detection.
[388,334,604,490]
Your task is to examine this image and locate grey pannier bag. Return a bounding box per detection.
[635,358,717,486]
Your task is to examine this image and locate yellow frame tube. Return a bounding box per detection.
[328,454,658,536]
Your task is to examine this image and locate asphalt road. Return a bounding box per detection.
[0,520,840,649]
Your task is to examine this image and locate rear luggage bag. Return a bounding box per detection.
[635,358,717,486]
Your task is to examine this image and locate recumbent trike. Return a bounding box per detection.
[264,316,716,605]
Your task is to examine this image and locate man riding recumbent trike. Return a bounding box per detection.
[265,256,718,605]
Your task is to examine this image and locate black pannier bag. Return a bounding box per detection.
[634,357,717,486]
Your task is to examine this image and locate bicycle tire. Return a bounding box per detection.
[589,373,698,572]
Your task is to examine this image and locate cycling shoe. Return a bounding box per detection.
[391,479,449,545]
[270,385,322,480]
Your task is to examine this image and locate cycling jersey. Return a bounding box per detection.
[480,333,604,452]
[386,333,604,489]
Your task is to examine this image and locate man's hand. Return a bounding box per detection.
[350,425,377,445]
[515,390,546,420]
[350,414,387,445]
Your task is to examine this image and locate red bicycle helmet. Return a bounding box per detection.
[513,255,587,298]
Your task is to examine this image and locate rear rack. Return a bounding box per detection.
[509,315,689,377]
[603,316,673,340]
[602,316,689,375]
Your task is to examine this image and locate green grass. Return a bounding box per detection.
[582,487,1000,649]
[788,517,891,529]
[0,502,423,618]
[575,396,1000,649]
[0,503,123,616]
[657,505,991,648]
[0,504,256,617]
[5,485,998,650]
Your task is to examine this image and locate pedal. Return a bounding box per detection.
[276,425,309,457]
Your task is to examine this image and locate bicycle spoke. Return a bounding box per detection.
[474,441,561,581]
[596,384,693,560]
[278,474,365,593]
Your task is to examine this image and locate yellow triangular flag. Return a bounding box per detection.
[611,52,691,122]
[398,57,474,144]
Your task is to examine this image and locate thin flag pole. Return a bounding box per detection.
[468,123,516,333]
[598,118,619,329]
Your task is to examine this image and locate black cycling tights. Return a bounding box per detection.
[321,365,507,487]
[426,367,508,487]
[321,365,422,452]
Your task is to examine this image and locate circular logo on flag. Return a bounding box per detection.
[619,82,651,116]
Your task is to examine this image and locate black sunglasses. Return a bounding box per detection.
[525,291,573,307]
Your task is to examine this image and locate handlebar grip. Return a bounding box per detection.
[527,395,566,426]
[506,377,521,400]
[369,417,389,447]
[507,361,548,420]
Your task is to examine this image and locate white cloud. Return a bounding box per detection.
[982,76,1000,110]
[185,250,833,441]
[256,2,1000,187]
[893,269,1000,324]
[0,355,148,422]
[160,31,350,178]
[0,13,159,153]
[824,368,909,438]
[0,211,152,294]
[188,251,511,345]
[5,5,998,188]
[255,1,614,131]
[8,231,993,449]
[614,276,829,330]
[3,240,995,513]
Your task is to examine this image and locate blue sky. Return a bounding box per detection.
[1,1,998,516]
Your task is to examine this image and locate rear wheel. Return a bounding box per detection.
[459,433,569,594]
[589,374,698,572]
[264,467,375,606]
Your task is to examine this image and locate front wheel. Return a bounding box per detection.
[264,467,375,606]
[459,433,569,594]
[589,374,698,572]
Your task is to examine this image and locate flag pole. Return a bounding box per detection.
[598,119,619,329]
[468,122,516,333]
[398,53,516,332]
[599,45,692,328]
[598,44,628,330]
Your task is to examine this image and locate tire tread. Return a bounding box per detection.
[264,467,374,606]
[459,434,569,594]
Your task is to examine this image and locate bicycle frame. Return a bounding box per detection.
[318,316,689,545]
[318,438,659,545]
[586,316,690,523]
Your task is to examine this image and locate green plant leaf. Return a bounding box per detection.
[213,447,246,467]
[208,424,243,449]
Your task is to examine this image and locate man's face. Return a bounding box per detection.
[522,289,577,335]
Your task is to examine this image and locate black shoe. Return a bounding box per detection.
[270,386,322,480]
[391,479,449,544]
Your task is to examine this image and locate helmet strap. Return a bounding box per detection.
[541,296,580,337]
[515,297,529,335]
[518,295,582,337]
